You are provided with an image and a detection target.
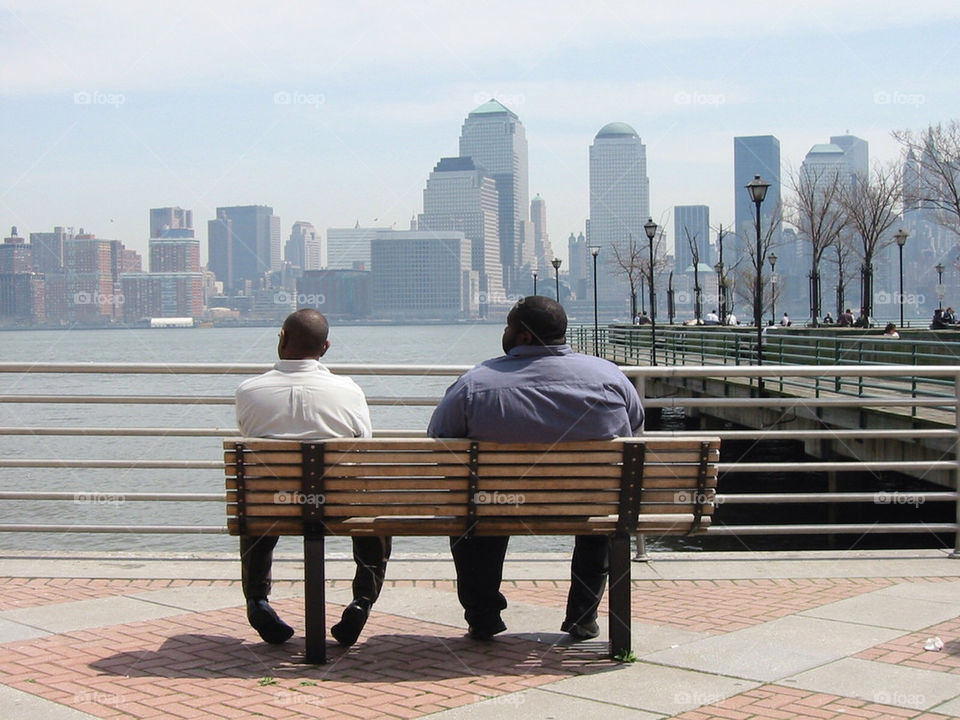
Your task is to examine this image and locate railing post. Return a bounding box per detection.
[952,370,960,558]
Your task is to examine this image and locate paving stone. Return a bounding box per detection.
[787,657,960,711]
[546,662,756,714]
[421,687,664,719]
[0,596,190,634]
[0,684,98,719]
[799,588,960,630]
[643,615,903,681]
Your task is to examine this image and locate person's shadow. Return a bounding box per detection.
[89,632,618,681]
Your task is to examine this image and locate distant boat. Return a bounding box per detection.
[149,317,195,329]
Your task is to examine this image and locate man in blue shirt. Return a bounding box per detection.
[428,296,644,640]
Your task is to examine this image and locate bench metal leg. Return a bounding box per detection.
[608,534,631,659]
[303,535,326,664]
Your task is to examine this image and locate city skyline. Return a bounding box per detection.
[3,2,959,265]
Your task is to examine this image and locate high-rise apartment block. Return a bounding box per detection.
[418,156,503,312]
[588,122,650,309]
[208,205,280,294]
[733,135,781,262]
[459,99,531,292]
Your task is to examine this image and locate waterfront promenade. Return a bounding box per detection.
[2,549,959,719]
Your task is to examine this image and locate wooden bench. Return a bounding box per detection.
[224,436,720,663]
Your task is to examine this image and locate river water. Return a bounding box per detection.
[0,324,951,555]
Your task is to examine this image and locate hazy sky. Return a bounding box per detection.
[2,1,959,262]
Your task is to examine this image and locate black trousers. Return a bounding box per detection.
[241,535,392,604]
[449,534,608,628]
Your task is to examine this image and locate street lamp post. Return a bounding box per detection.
[589,245,601,355]
[551,258,562,301]
[746,174,770,387]
[644,218,658,366]
[936,262,945,309]
[894,228,909,328]
[532,269,538,296]
[769,253,777,326]
[714,261,724,325]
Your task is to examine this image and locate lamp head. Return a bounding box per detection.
[589,245,601,257]
[551,257,562,270]
[643,218,658,241]
[746,174,770,204]
[894,228,908,247]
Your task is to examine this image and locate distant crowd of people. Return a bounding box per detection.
[931,307,959,329]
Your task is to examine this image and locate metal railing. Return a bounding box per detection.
[0,361,958,553]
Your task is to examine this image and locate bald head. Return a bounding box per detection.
[502,296,567,353]
[278,309,330,359]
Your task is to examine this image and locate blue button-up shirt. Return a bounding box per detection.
[427,344,644,442]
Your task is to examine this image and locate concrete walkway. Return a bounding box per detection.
[1,549,959,719]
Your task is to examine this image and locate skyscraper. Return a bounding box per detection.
[207,205,280,294]
[733,135,781,262]
[326,224,390,271]
[458,99,531,292]
[286,221,323,270]
[418,156,503,312]
[150,207,193,238]
[530,193,554,274]
[588,122,649,308]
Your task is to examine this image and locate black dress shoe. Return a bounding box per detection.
[560,617,600,640]
[246,598,294,644]
[331,600,369,647]
[467,617,507,641]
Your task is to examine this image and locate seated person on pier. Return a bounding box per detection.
[427,296,644,641]
[234,309,390,647]
[822,312,835,324]
[838,308,854,327]
[704,309,720,325]
[883,322,900,339]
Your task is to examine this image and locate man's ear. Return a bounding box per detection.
[318,339,331,358]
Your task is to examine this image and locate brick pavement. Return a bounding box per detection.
[1,575,958,719]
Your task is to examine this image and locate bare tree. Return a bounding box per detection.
[636,226,670,321]
[839,161,902,320]
[826,238,855,318]
[712,223,734,323]
[788,165,848,325]
[610,233,644,319]
[732,201,783,325]
[681,226,704,322]
[893,121,960,236]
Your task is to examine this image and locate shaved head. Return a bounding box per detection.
[502,296,567,352]
[279,309,330,359]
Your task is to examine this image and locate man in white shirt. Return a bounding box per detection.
[704,309,720,325]
[725,312,738,326]
[235,309,389,647]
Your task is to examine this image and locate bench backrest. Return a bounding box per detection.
[224,437,720,538]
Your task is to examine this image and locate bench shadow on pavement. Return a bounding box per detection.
[88,632,620,681]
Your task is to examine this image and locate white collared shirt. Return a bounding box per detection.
[235,359,372,440]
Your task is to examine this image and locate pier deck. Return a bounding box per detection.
[1,550,959,719]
